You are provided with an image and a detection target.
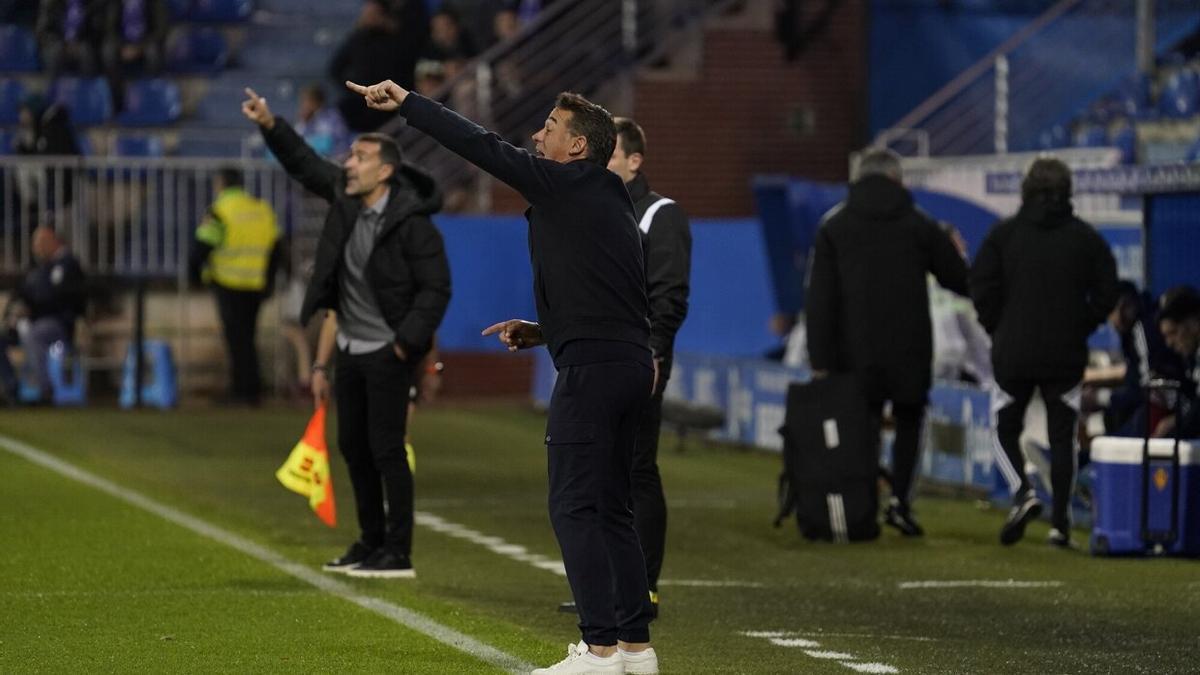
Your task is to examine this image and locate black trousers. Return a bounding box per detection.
[631,370,668,593]
[335,346,415,555]
[547,360,654,646]
[215,286,263,402]
[869,400,926,505]
[994,377,1081,529]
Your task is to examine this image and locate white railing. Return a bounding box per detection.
[382,0,739,211]
[875,0,1200,157]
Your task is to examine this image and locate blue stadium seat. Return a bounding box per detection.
[166,26,230,73]
[0,25,40,72]
[48,77,113,126]
[1187,137,1200,163]
[1072,124,1107,148]
[116,79,183,126]
[0,78,24,124]
[1037,123,1068,150]
[188,0,253,22]
[0,129,14,155]
[115,135,166,157]
[1159,70,1200,119]
[1109,124,1136,165]
[166,0,192,20]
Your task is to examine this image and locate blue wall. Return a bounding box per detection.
[1146,193,1200,296]
[432,215,778,357]
[869,3,1036,135]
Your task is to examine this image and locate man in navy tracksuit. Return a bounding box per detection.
[345,79,659,675]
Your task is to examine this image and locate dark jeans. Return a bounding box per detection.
[869,399,926,505]
[631,369,668,593]
[0,317,70,399]
[214,286,263,403]
[335,346,415,555]
[547,360,653,646]
[994,377,1081,528]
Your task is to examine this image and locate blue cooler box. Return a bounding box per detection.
[1090,437,1200,556]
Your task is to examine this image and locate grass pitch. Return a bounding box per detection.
[0,403,1196,673]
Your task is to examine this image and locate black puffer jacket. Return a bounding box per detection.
[971,202,1118,381]
[806,174,969,404]
[262,117,451,357]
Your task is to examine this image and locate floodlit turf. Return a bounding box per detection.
[1,403,1197,674]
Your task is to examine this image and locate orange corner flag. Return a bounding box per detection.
[276,404,337,527]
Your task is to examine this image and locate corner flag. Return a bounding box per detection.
[276,404,336,527]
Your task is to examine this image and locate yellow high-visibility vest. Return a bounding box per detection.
[196,188,279,291]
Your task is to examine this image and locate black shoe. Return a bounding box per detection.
[322,541,376,573]
[1000,490,1043,546]
[884,499,925,537]
[1047,527,1072,549]
[345,549,416,578]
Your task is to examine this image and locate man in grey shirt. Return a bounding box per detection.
[242,88,451,578]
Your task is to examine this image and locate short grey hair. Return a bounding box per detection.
[855,148,903,181]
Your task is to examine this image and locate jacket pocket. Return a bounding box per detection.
[544,420,597,446]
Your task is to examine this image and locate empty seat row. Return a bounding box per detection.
[0,77,182,127]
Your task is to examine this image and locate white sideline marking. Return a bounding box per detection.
[841,662,900,674]
[748,630,933,643]
[899,580,1063,590]
[741,630,789,638]
[416,511,763,588]
[0,434,534,675]
[769,638,821,648]
[805,650,856,659]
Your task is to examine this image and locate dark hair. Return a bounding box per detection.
[613,117,646,157]
[1021,157,1072,207]
[301,83,326,106]
[217,167,243,188]
[433,8,461,25]
[1115,280,1140,303]
[355,132,404,174]
[554,92,616,166]
[1159,285,1200,323]
[856,148,902,181]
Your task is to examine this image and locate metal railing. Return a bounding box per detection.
[382,0,737,211]
[876,0,1200,157]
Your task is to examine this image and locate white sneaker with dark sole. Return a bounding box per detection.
[531,641,623,674]
[620,646,659,675]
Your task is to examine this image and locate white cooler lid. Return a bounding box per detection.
[1091,437,1198,465]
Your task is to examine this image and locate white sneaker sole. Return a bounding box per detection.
[321,564,361,574]
[344,567,417,579]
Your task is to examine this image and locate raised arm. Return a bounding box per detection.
[241,88,343,203]
[346,80,558,203]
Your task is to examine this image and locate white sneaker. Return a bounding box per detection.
[620,647,658,675]
[531,641,624,674]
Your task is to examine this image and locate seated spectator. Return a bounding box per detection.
[293,84,350,159]
[1154,286,1200,438]
[493,7,520,43]
[413,59,447,98]
[1099,281,1185,434]
[37,0,107,78]
[14,95,81,224]
[423,8,478,63]
[442,0,508,52]
[0,226,87,405]
[330,0,421,132]
[101,0,168,109]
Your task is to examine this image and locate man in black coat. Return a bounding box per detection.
[0,226,86,404]
[345,79,659,675]
[971,157,1118,548]
[806,149,969,537]
[604,116,689,616]
[241,87,451,579]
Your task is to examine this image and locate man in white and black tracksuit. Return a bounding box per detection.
[971,157,1118,548]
